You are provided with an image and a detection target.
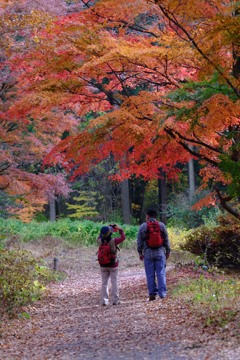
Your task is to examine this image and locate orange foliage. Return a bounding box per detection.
[2,0,240,215]
[0,1,74,219]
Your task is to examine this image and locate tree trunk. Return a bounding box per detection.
[233,7,240,79]
[188,156,195,202]
[158,170,167,224]
[49,194,56,222]
[121,179,131,224]
[55,196,61,218]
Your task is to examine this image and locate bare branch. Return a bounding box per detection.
[215,187,240,220]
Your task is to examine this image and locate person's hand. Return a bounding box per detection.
[109,224,118,232]
[139,254,144,261]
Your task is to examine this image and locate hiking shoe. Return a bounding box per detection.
[113,301,121,305]
[102,302,109,306]
[149,295,157,301]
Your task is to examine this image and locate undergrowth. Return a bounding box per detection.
[0,248,63,316]
[0,218,188,250]
[172,268,240,327]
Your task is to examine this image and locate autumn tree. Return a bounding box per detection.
[0,0,81,220]
[10,0,240,220]
[64,157,123,222]
[67,190,99,219]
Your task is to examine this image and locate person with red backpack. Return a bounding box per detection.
[97,224,126,306]
[137,208,171,301]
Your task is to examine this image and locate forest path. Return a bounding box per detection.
[1,247,239,360]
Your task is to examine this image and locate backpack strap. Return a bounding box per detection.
[96,237,120,256]
[109,238,117,254]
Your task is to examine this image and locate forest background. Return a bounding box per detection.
[0,0,240,342]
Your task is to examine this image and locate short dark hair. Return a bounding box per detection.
[146,208,158,218]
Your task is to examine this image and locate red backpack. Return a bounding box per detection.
[146,221,163,248]
[97,240,116,265]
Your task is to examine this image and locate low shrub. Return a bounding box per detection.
[167,227,190,251]
[173,271,240,327]
[181,215,240,268]
[0,248,59,314]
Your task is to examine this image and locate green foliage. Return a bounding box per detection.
[0,248,57,313]
[0,191,17,219]
[0,218,139,247]
[67,191,100,220]
[173,273,240,326]
[181,215,240,268]
[219,154,240,197]
[119,224,139,249]
[165,192,220,229]
[0,218,209,251]
[167,74,237,120]
[141,180,159,213]
[34,213,48,222]
[167,227,190,251]
[66,162,122,223]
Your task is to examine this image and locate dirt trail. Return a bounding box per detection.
[0,247,239,360]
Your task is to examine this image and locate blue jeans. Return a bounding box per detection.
[144,253,167,298]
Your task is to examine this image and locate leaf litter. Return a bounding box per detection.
[0,247,239,360]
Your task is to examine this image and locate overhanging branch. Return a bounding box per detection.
[164,126,219,166]
[0,161,10,173]
[215,187,240,220]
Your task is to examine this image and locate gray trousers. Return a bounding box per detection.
[100,267,119,305]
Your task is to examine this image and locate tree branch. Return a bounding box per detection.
[165,126,222,154]
[156,2,240,98]
[215,187,240,220]
[0,161,11,173]
[164,126,219,166]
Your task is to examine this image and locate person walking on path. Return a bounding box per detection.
[137,208,171,301]
[97,224,126,306]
